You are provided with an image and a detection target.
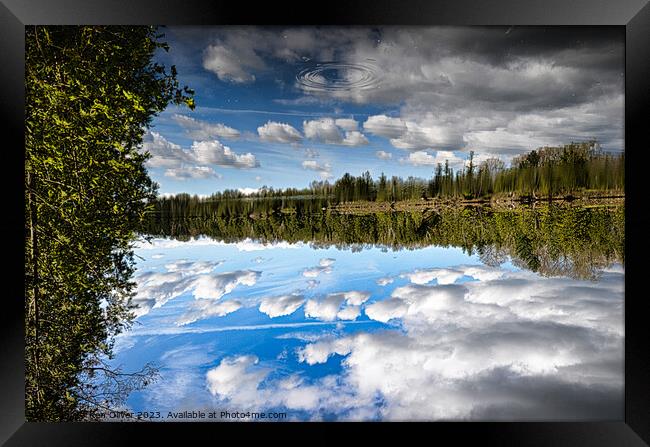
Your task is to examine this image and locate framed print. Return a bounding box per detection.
[2,0,649,445]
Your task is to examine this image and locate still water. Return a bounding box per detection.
[110,205,624,421]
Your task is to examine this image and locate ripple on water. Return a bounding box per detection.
[296,62,382,93]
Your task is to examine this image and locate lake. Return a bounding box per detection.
[108,203,624,421]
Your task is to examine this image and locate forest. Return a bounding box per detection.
[154,140,624,214]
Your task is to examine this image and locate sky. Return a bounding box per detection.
[107,238,624,421]
[141,26,625,197]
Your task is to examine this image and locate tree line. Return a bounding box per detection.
[156,141,623,212]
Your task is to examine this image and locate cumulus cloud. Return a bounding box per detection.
[302,160,333,180]
[190,140,259,168]
[335,118,359,131]
[294,265,624,420]
[191,264,623,421]
[336,305,361,321]
[140,132,193,168]
[140,131,258,179]
[257,121,303,143]
[364,298,410,323]
[205,355,351,413]
[323,290,371,306]
[206,355,267,401]
[164,260,223,275]
[178,300,243,326]
[259,294,305,318]
[131,265,260,319]
[196,27,623,156]
[164,166,221,180]
[172,114,241,140]
[303,291,368,321]
[401,265,504,285]
[304,294,346,321]
[203,43,265,83]
[190,271,259,300]
[363,115,407,138]
[303,118,368,146]
[342,131,369,146]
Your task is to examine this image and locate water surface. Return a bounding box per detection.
[110,205,624,421]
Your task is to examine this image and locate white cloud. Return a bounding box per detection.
[164,166,221,180]
[141,131,258,179]
[164,260,223,275]
[323,290,371,306]
[140,132,193,168]
[297,338,354,365]
[302,160,333,180]
[294,266,624,420]
[304,294,346,321]
[233,239,302,252]
[337,305,361,321]
[364,114,464,152]
[302,290,366,322]
[172,114,241,140]
[177,300,242,326]
[190,140,259,169]
[364,298,409,323]
[135,236,305,252]
[206,356,267,402]
[191,270,259,300]
[335,118,359,131]
[259,294,305,318]
[131,266,259,318]
[342,131,369,146]
[203,44,265,83]
[303,118,368,146]
[192,264,623,420]
[401,265,506,285]
[257,121,303,143]
[196,27,623,157]
[375,150,392,160]
[303,118,341,143]
[363,115,408,139]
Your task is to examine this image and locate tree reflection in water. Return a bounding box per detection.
[142,202,624,281]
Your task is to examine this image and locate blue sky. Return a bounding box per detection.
[106,238,624,421]
[141,26,625,197]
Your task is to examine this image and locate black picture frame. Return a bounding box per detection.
[1,0,648,445]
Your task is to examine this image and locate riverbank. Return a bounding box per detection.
[322,190,624,214]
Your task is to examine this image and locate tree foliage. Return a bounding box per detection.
[25,25,194,421]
